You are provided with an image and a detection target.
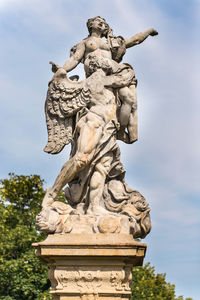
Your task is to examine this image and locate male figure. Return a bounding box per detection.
[43,55,134,215]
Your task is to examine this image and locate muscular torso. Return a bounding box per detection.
[85,69,118,123]
[84,36,112,60]
[74,38,120,126]
[83,36,119,79]
[89,90,117,123]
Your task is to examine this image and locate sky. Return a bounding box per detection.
[0,0,199,298]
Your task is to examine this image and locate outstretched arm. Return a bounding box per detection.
[125,28,158,49]
[50,41,85,73]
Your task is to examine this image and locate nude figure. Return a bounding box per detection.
[42,17,158,213]
[43,55,134,214]
[50,16,158,143]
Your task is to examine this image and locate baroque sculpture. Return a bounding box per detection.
[37,16,158,240]
[33,17,159,300]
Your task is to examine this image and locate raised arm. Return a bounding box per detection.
[50,41,85,73]
[63,41,85,71]
[125,28,158,49]
[104,69,135,89]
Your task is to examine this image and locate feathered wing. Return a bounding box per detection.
[44,69,91,154]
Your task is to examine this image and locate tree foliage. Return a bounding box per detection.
[0,173,51,300]
[131,263,192,300]
[0,174,192,300]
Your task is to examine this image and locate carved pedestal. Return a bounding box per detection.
[33,234,146,300]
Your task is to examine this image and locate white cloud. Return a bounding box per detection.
[109,0,200,197]
[0,0,71,33]
[0,0,23,9]
[1,0,199,197]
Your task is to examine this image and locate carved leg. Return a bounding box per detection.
[87,153,113,215]
[42,114,105,207]
[42,151,94,207]
[127,85,138,143]
[118,87,133,127]
[118,85,138,143]
[42,156,80,207]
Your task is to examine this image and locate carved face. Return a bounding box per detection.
[36,207,60,233]
[86,54,112,75]
[135,199,149,211]
[92,17,106,32]
[128,192,149,212]
[87,16,109,36]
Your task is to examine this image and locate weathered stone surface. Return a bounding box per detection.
[37,189,151,239]
[37,16,158,239]
[33,234,146,299]
[34,16,158,300]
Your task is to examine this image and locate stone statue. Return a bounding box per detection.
[37,16,158,239]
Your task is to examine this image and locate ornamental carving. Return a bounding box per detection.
[110,267,132,291]
[75,270,102,293]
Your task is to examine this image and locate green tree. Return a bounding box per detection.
[0,173,51,300]
[0,174,193,300]
[131,262,192,300]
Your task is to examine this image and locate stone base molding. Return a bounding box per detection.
[33,234,146,300]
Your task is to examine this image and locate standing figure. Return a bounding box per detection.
[51,16,158,143]
[42,55,135,214]
[40,17,158,231]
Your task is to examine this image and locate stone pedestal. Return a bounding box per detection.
[33,234,146,300]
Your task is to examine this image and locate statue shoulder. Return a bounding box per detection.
[70,39,86,58]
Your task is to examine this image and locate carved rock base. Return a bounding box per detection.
[33,234,146,299]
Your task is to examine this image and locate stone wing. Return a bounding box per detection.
[44,69,91,154]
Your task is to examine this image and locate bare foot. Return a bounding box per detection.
[42,188,54,208]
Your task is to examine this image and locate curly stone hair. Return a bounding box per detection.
[87,16,110,37]
[86,54,113,76]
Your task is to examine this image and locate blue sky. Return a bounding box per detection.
[0,0,199,299]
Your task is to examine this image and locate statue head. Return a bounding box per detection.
[86,54,113,76]
[87,16,110,37]
[36,207,60,233]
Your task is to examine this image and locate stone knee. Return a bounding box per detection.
[90,171,103,190]
[95,153,113,177]
[74,152,90,171]
[119,86,135,105]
